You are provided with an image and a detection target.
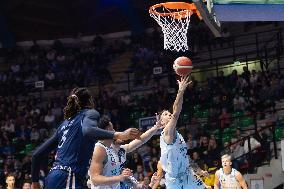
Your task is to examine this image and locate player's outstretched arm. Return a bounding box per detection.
[152,161,164,189]
[31,132,59,189]
[236,171,248,189]
[83,110,140,140]
[214,170,220,189]
[114,128,141,141]
[89,146,132,186]
[163,76,191,144]
[122,116,163,153]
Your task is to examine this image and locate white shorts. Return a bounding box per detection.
[165,170,205,189]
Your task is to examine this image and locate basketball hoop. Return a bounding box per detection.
[149,2,201,52]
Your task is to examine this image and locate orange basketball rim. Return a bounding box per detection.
[149,2,202,51]
[149,2,202,20]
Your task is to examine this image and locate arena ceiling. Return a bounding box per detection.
[2,0,188,41]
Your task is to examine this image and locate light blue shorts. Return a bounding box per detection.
[165,171,205,189]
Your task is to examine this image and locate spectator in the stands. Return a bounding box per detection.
[133,164,148,180]
[142,176,151,188]
[243,132,261,154]
[186,133,197,150]
[235,128,244,142]
[219,108,231,129]
[233,94,246,112]
[2,141,15,156]
[217,71,226,85]
[242,66,251,83]
[30,128,40,142]
[250,70,258,88]
[192,151,206,170]
[16,125,29,140]
[148,156,158,173]
[127,152,143,171]
[236,77,249,92]
[44,110,55,127]
[254,127,270,161]
[208,107,219,129]
[230,138,245,170]
[21,181,31,189]
[199,136,209,158]
[51,102,62,118]
[5,174,15,189]
[221,141,231,156]
[10,63,20,74]
[207,138,220,164]
[229,70,238,88]
[2,120,15,134]
[45,70,55,81]
[244,131,262,169]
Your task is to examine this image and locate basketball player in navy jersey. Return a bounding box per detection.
[31,88,140,189]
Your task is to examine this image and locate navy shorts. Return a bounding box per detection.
[45,170,87,189]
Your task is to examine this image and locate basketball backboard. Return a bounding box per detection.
[195,0,284,22]
[193,0,222,37]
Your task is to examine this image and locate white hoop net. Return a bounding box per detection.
[150,7,191,52]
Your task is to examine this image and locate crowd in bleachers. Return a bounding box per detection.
[0,37,126,97]
[0,32,284,188]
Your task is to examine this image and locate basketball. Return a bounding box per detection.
[173,56,193,76]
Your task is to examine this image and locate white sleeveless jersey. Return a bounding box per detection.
[90,142,126,189]
[160,131,206,189]
[218,168,241,189]
[160,131,189,178]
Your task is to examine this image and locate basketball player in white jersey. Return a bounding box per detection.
[89,115,163,189]
[159,76,210,189]
[214,154,248,189]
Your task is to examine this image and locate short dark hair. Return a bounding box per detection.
[21,180,31,187]
[157,109,168,120]
[99,115,111,130]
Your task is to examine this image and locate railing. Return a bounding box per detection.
[0,27,283,97]
[196,28,283,65]
[227,122,281,174]
[121,28,284,92]
[181,106,284,172]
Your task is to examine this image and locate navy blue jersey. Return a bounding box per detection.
[31,109,115,183]
[54,110,94,176]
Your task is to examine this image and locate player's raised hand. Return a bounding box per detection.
[114,128,141,140]
[154,113,164,129]
[177,76,191,92]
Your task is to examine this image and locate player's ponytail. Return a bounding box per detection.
[63,87,94,119]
